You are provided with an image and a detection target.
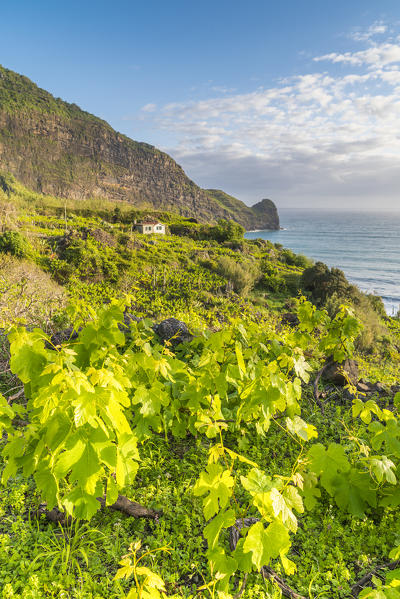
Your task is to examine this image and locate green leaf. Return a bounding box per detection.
[235,341,246,379]
[63,487,100,520]
[283,486,304,514]
[390,547,400,560]
[286,416,317,441]
[370,455,397,484]
[69,443,104,495]
[308,443,350,476]
[293,355,311,383]
[241,468,274,495]
[73,391,97,427]
[280,553,296,575]
[34,466,59,509]
[193,464,234,520]
[54,437,86,478]
[232,538,253,573]
[136,566,166,590]
[207,547,238,591]
[204,508,236,550]
[106,475,119,506]
[115,433,140,488]
[330,470,377,517]
[243,520,290,570]
[9,331,48,384]
[270,488,298,532]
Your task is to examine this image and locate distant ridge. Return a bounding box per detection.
[0,65,279,230]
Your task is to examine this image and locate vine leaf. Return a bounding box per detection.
[204,508,236,550]
[243,520,290,571]
[193,464,234,520]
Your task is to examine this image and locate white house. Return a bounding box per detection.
[134,221,166,235]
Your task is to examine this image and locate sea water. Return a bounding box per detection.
[244,211,400,316]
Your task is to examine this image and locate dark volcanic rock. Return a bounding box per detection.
[153,318,193,346]
[323,359,359,386]
[121,312,141,330]
[281,312,300,328]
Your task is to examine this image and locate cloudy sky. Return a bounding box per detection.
[2,0,400,210]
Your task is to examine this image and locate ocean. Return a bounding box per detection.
[244,211,400,316]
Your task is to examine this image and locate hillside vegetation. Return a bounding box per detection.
[0,174,400,599]
[0,65,279,230]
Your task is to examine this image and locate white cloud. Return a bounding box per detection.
[141,103,157,112]
[314,42,400,68]
[349,21,388,42]
[138,25,400,210]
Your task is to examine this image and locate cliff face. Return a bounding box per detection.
[205,190,279,231]
[0,65,279,229]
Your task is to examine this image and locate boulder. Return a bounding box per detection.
[357,380,389,396]
[120,312,141,330]
[367,381,388,396]
[322,359,359,386]
[153,318,193,346]
[357,382,371,393]
[281,312,299,328]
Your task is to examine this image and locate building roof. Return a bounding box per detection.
[137,221,164,226]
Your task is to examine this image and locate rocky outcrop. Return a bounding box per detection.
[153,318,193,346]
[206,189,279,230]
[250,198,280,230]
[322,359,359,386]
[0,65,279,229]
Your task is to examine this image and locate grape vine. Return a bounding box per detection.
[1,298,399,597]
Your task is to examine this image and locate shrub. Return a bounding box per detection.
[301,262,352,306]
[325,291,387,354]
[293,253,313,269]
[0,231,31,258]
[209,219,245,243]
[58,235,119,283]
[215,256,258,295]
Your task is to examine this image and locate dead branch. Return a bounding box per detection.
[233,573,248,599]
[7,388,24,404]
[97,494,160,519]
[262,566,306,599]
[34,495,160,525]
[351,560,400,596]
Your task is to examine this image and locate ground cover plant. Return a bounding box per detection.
[0,173,400,598]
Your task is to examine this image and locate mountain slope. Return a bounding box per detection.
[0,65,279,229]
[205,189,279,230]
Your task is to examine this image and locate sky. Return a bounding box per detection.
[2,0,400,211]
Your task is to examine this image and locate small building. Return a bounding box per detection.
[134,221,166,235]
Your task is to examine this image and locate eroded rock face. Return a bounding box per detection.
[0,66,279,229]
[323,359,359,386]
[153,318,193,346]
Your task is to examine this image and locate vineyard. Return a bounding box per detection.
[0,176,400,598]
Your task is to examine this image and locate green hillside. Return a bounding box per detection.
[0,65,279,230]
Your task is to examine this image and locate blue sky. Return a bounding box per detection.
[2,0,400,210]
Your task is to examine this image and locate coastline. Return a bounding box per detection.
[245,211,400,316]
